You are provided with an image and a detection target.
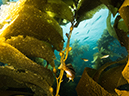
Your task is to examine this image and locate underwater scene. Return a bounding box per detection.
[0,0,129,96]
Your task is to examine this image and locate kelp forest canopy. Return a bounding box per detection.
[0,0,129,96]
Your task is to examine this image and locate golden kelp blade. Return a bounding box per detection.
[0,66,53,96]
[5,35,55,68]
[99,65,127,94]
[0,2,64,51]
[76,67,113,96]
[0,42,54,86]
[122,56,129,83]
[115,89,129,96]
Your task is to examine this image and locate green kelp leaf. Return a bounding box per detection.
[76,67,113,96]
[75,0,106,24]
[43,1,74,22]
[0,42,54,86]
[5,35,55,68]
[119,0,129,30]
[0,66,53,96]
[0,5,64,51]
[106,10,118,40]
[117,20,128,33]
[99,65,127,94]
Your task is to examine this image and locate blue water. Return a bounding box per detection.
[54,9,128,76]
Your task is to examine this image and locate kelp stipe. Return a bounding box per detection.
[55,21,75,96]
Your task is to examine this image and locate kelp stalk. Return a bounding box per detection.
[55,22,74,96]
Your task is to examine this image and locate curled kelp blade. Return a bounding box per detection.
[0,66,53,96]
[75,0,106,24]
[0,42,54,86]
[5,35,55,68]
[99,65,127,94]
[76,67,113,96]
[100,0,124,16]
[0,3,64,51]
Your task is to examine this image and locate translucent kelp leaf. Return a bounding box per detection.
[0,66,53,96]
[76,0,106,24]
[0,0,26,25]
[100,0,124,16]
[117,20,128,33]
[76,67,113,96]
[0,5,64,51]
[43,1,74,22]
[0,42,54,86]
[119,0,129,30]
[106,11,118,40]
[5,35,55,67]
[99,65,127,94]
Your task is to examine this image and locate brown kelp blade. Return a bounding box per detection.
[0,90,33,96]
[5,35,55,68]
[76,67,113,96]
[0,66,53,96]
[0,42,54,86]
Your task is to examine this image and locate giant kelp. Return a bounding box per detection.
[0,0,74,95]
[0,0,129,96]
